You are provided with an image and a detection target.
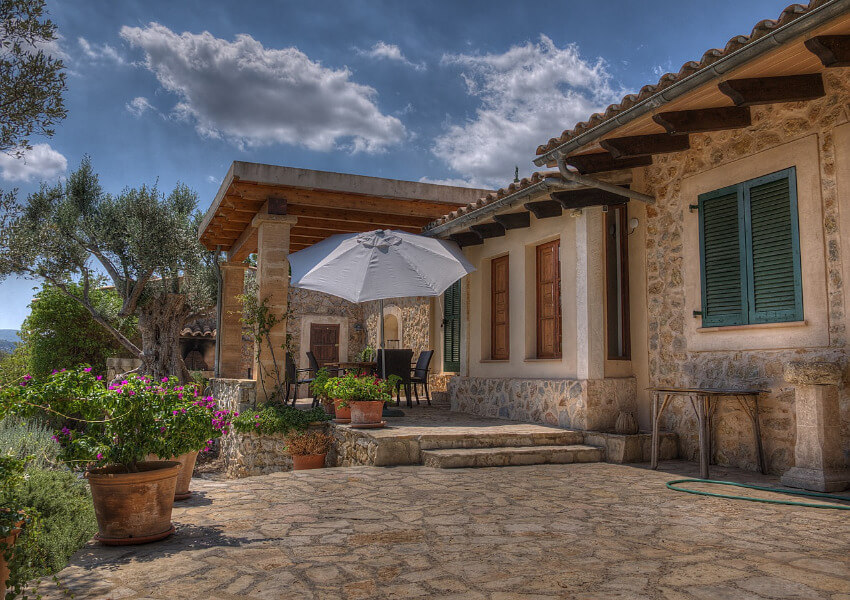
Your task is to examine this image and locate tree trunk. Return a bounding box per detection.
[137,293,191,383]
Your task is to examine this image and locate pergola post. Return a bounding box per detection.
[218,261,249,379]
[253,213,298,400]
[575,206,605,379]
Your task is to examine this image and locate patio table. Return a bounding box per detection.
[327,361,377,374]
[647,386,768,479]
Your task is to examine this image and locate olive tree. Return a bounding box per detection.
[0,158,217,382]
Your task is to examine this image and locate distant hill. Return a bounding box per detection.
[0,329,20,353]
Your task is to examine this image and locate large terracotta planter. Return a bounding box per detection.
[0,519,22,599]
[145,451,200,500]
[333,399,351,423]
[350,400,384,425]
[87,460,180,545]
[292,453,326,470]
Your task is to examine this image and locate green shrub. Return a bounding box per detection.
[232,404,330,436]
[11,468,97,578]
[0,417,60,469]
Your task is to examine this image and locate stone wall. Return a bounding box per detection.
[639,69,850,474]
[449,376,637,432]
[364,297,431,355]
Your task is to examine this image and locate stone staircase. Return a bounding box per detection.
[418,429,603,469]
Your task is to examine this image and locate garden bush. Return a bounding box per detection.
[0,417,60,469]
[232,404,330,436]
[10,468,97,579]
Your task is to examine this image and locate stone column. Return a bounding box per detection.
[575,207,605,380]
[253,213,297,401]
[218,261,249,379]
[780,361,850,492]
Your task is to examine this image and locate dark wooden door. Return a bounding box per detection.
[491,255,510,360]
[536,239,561,359]
[310,323,340,367]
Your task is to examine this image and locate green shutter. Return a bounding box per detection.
[699,185,747,327]
[744,168,802,324]
[443,280,461,372]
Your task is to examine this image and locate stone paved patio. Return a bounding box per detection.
[42,461,850,600]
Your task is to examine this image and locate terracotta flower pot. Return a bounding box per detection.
[0,519,22,600]
[333,399,351,423]
[350,400,384,425]
[292,453,326,470]
[87,460,180,545]
[145,451,200,500]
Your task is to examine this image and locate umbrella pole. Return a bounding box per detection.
[379,298,386,378]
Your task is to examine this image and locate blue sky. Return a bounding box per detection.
[0,0,791,329]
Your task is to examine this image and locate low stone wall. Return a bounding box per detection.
[449,376,637,432]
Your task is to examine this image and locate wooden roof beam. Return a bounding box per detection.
[552,188,629,210]
[653,106,751,134]
[286,204,433,228]
[600,133,690,159]
[469,222,506,239]
[449,232,484,247]
[524,200,563,219]
[564,152,652,175]
[805,35,850,68]
[493,211,531,230]
[718,73,825,106]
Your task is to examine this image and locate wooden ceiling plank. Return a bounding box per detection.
[652,106,752,134]
[805,35,850,67]
[600,133,690,159]
[718,73,825,106]
[565,152,653,174]
[286,204,434,228]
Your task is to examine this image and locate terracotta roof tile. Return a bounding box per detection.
[535,2,826,157]
[426,171,562,230]
[181,317,216,338]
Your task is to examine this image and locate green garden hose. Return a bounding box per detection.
[666,478,850,510]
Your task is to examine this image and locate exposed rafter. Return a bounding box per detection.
[564,152,653,174]
[470,222,506,239]
[718,73,825,106]
[600,133,690,159]
[493,212,531,230]
[450,232,484,247]
[552,188,629,210]
[805,35,850,67]
[652,106,752,134]
[524,200,563,219]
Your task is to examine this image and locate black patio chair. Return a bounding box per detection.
[285,353,315,406]
[376,349,414,407]
[410,350,434,406]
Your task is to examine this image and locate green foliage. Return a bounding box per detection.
[0,344,29,387]
[355,345,374,362]
[19,281,136,378]
[0,0,66,156]
[325,372,399,407]
[308,367,331,400]
[232,404,330,436]
[0,158,217,382]
[7,468,96,580]
[0,417,59,469]
[1,367,230,471]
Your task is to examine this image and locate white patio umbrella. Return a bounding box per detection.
[288,229,475,383]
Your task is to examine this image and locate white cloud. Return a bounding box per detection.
[358,42,425,71]
[0,144,67,182]
[206,175,218,184]
[119,23,407,153]
[78,37,125,64]
[433,35,620,187]
[126,96,155,117]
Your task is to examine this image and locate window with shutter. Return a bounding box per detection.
[536,239,562,358]
[443,280,461,372]
[698,167,802,327]
[490,255,509,360]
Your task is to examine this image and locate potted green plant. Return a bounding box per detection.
[325,373,398,428]
[285,431,333,470]
[2,368,230,545]
[309,368,335,416]
[325,374,353,424]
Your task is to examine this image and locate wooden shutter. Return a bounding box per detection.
[536,240,562,358]
[443,280,461,372]
[699,186,747,327]
[490,255,509,360]
[745,168,802,323]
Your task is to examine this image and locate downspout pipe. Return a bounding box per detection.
[534,0,850,166]
[555,156,655,204]
[424,177,579,238]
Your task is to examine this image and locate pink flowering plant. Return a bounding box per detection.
[1,367,230,472]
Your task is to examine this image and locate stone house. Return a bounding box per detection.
[424,0,850,486]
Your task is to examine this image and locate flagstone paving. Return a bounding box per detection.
[41,461,850,600]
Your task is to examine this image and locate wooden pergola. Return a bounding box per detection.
[197,162,488,395]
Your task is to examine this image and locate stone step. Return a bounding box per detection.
[421,444,603,468]
[417,429,584,451]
